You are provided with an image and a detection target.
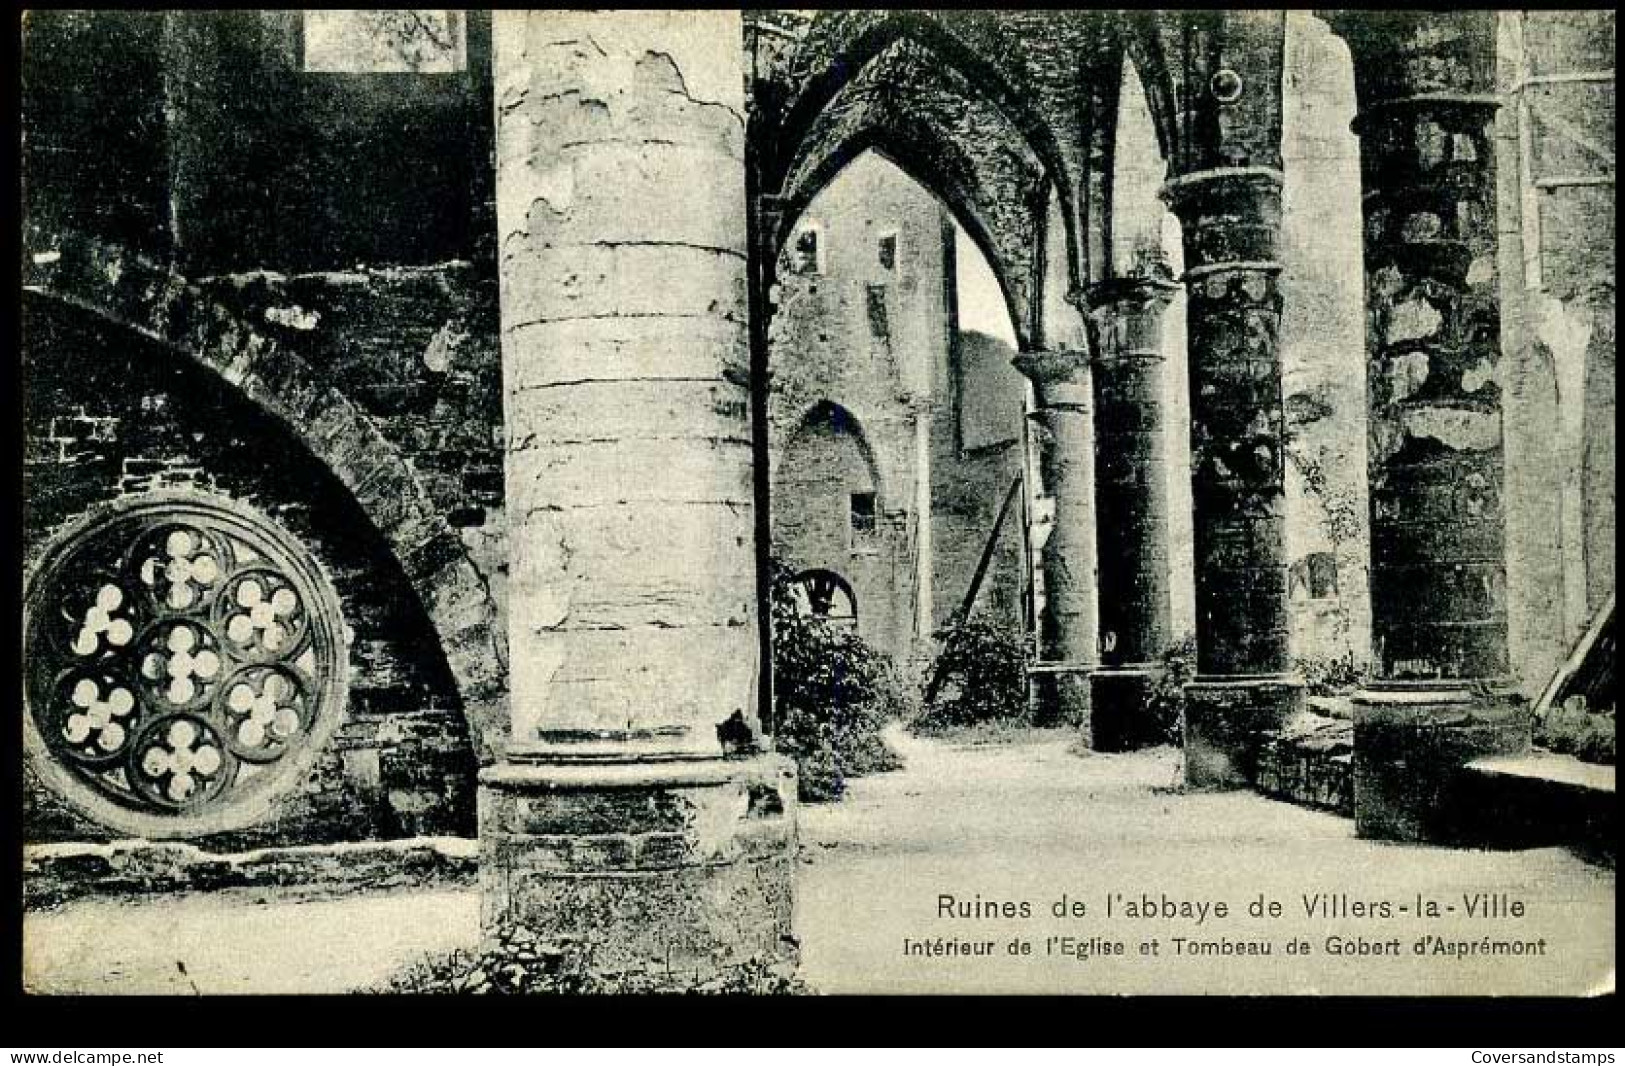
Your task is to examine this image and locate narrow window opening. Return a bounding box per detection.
[790,225,823,275]
[877,231,898,271]
[866,284,890,340]
[849,491,878,540]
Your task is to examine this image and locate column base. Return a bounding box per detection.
[1028,662,1093,733]
[1090,664,1168,752]
[1352,681,1530,844]
[477,752,798,979]
[1183,675,1303,789]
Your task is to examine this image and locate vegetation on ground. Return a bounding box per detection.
[913,610,1031,732]
[1293,652,1369,697]
[1141,633,1198,747]
[769,560,908,801]
[1535,697,1615,766]
[369,927,811,994]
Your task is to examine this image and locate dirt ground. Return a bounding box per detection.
[795,726,1614,995]
[23,725,1615,995]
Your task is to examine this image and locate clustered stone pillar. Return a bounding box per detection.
[1329,11,1529,843]
[1082,273,1180,751]
[481,10,796,975]
[1014,349,1100,732]
[1162,167,1304,787]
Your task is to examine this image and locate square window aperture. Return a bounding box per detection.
[303,11,467,74]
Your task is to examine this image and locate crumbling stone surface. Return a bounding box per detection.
[1166,173,1294,680]
[23,836,478,911]
[479,755,799,975]
[1087,277,1179,670]
[481,11,798,978]
[493,10,763,754]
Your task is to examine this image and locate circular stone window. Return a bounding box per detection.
[24,491,349,839]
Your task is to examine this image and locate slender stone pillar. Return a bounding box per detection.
[1014,349,1099,732]
[1082,271,1180,751]
[1326,11,1529,843]
[481,11,796,975]
[911,396,935,642]
[1161,168,1304,787]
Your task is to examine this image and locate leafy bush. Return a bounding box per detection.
[369,927,811,995]
[1293,652,1369,697]
[914,611,1031,732]
[1143,633,1197,747]
[1535,697,1616,766]
[769,561,908,801]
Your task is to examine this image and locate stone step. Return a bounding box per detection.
[1253,711,1355,815]
[1458,751,1615,863]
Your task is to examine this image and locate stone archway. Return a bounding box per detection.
[22,227,509,761]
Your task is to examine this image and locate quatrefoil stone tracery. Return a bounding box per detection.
[24,493,349,838]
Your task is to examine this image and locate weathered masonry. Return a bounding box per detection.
[21,9,1614,975]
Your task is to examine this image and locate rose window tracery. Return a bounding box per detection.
[24,492,349,837]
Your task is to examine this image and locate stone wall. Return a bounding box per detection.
[1497,10,1618,701]
[21,11,173,259]
[942,330,1029,632]
[1277,12,1374,667]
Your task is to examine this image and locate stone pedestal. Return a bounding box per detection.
[1014,348,1099,729]
[479,755,797,972]
[1084,274,1180,751]
[1327,11,1531,841]
[1088,668,1162,752]
[1352,683,1529,843]
[485,10,794,976]
[1026,663,1094,737]
[1184,677,1303,789]
[1163,167,1304,785]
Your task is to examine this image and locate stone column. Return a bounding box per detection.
[1327,11,1529,843]
[1161,167,1304,787]
[1013,349,1099,732]
[1081,271,1180,751]
[911,396,935,642]
[482,11,796,975]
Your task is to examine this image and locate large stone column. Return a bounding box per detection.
[1082,271,1180,751]
[1014,349,1099,732]
[1327,11,1529,843]
[482,11,796,975]
[1162,168,1304,786]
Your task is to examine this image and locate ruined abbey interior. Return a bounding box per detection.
[20,9,1615,984]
